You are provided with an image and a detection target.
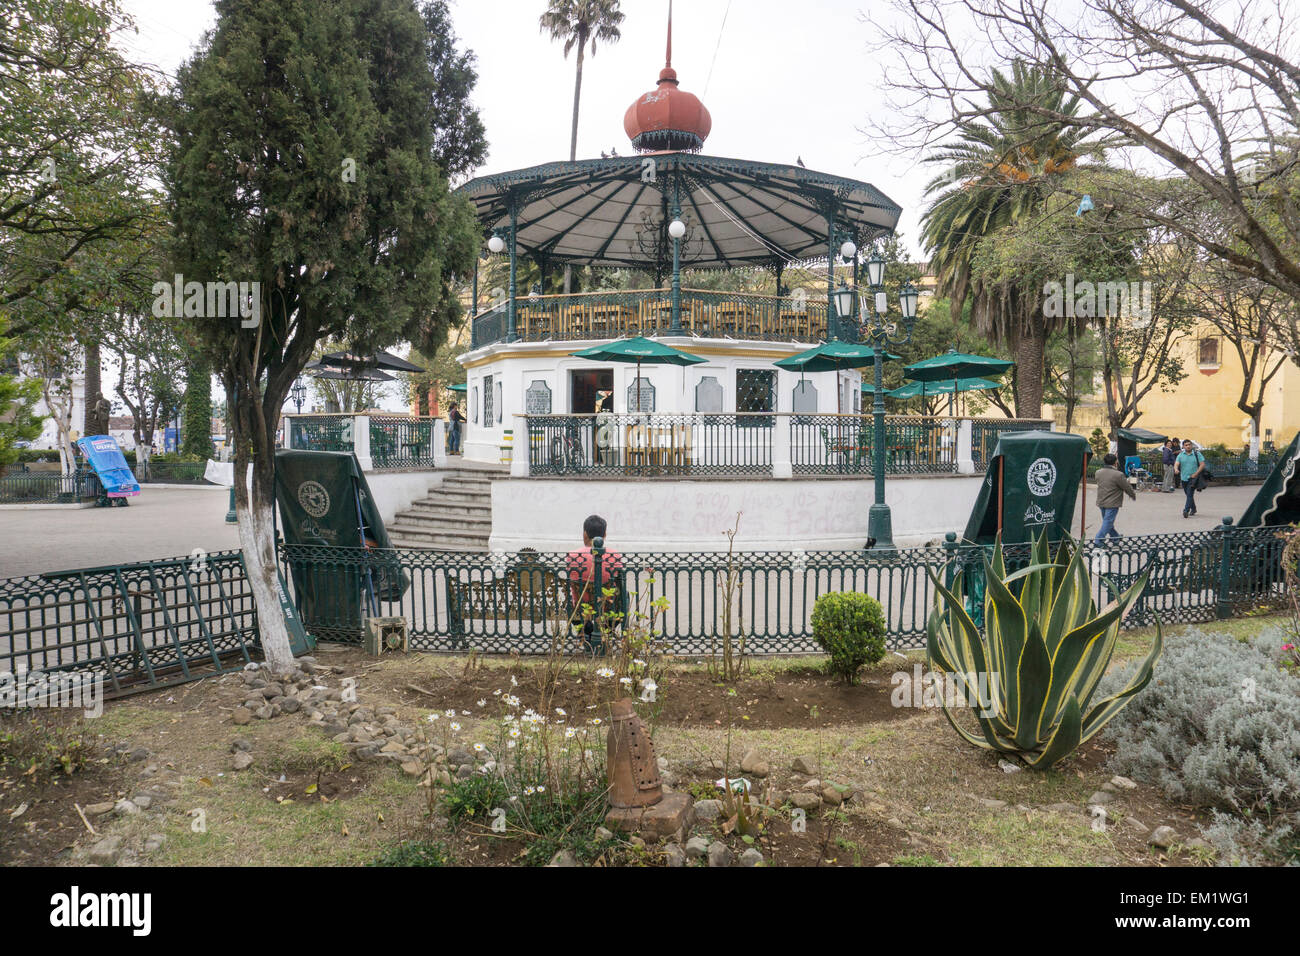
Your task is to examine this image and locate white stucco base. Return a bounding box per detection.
[488,475,984,552]
[365,471,443,525]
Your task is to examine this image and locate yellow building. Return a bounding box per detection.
[1054,321,1300,451]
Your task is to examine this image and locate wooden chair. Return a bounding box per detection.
[626,424,656,470]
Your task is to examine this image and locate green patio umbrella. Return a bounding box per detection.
[447,383,467,393]
[903,349,1014,414]
[775,341,901,413]
[570,336,706,412]
[885,377,1003,399]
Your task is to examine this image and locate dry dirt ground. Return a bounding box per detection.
[0,621,1250,868]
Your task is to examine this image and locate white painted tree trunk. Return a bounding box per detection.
[235,477,295,674]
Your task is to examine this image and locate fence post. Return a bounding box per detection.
[956,419,975,474]
[1215,516,1235,619]
[591,535,605,653]
[510,414,530,477]
[352,415,372,471]
[432,420,448,468]
[942,532,958,590]
[772,413,792,478]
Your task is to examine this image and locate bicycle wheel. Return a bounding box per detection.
[549,436,565,471]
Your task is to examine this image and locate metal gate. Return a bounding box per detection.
[0,551,258,699]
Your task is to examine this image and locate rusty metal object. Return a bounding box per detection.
[606,697,663,808]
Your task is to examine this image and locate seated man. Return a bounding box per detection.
[565,514,625,653]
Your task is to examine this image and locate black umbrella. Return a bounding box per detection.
[317,349,426,374]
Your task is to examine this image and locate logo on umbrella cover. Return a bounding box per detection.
[297,480,331,518]
[1027,457,1057,497]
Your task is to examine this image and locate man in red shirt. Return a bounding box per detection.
[565,514,624,652]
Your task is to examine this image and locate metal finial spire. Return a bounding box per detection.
[666,0,673,68]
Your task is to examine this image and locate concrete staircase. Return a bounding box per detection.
[386,463,506,551]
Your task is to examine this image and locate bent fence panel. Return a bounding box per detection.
[0,551,258,698]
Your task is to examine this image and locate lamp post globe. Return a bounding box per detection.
[487,234,505,254]
[667,218,686,240]
[839,239,857,261]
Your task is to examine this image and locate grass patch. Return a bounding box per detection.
[370,839,451,866]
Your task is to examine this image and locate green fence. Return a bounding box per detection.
[278,522,1287,654]
[370,416,437,468]
[288,415,354,452]
[971,419,1053,471]
[0,470,98,504]
[136,461,211,484]
[791,415,958,475]
[0,551,258,698]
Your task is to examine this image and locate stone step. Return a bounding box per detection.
[424,487,491,504]
[407,503,492,520]
[393,512,492,530]
[388,527,491,551]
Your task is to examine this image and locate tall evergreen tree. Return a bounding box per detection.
[163,0,478,669]
[181,358,212,458]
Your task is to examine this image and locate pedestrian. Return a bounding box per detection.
[1170,437,1182,489]
[1176,438,1207,518]
[1093,453,1136,544]
[1161,438,1178,493]
[447,402,465,455]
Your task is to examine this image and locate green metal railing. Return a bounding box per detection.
[276,522,1288,654]
[0,470,98,504]
[791,415,958,475]
[0,551,258,698]
[528,413,772,476]
[288,415,354,452]
[971,419,1054,471]
[370,416,437,468]
[135,461,211,484]
[472,287,835,347]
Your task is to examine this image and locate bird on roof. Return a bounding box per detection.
[797,156,806,167]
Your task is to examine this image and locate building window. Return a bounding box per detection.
[1198,337,1220,368]
[736,369,775,413]
[483,374,493,426]
[495,381,503,424]
[626,376,655,412]
[525,380,552,415]
[471,386,479,424]
[695,375,723,413]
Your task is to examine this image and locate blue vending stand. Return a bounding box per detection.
[75,435,141,507]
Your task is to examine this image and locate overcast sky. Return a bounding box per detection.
[118,0,930,251]
[115,0,932,412]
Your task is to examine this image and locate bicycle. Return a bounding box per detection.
[549,422,586,473]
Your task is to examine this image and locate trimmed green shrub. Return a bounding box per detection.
[811,591,887,683]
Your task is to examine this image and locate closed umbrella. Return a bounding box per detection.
[570,336,706,412]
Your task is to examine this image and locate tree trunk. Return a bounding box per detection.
[230,377,295,673]
[563,40,585,295]
[83,340,108,436]
[1013,322,1046,419]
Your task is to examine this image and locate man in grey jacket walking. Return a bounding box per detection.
[1094,453,1136,543]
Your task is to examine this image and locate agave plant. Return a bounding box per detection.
[925,534,1162,769]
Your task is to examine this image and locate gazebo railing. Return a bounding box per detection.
[472,287,835,347]
[523,413,1036,478]
[971,418,1054,471]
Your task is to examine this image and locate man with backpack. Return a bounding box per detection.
[1176,438,1207,518]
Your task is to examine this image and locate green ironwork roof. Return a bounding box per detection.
[457,153,902,270]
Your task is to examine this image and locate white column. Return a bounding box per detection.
[957,418,975,474]
[352,414,373,471]
[772,413,793,479]
[432,419,448,468]
[510,414,530,477]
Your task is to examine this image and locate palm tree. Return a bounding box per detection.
[921,60,1094,417]
[539,0,625,162]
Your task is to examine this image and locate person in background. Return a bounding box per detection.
[565,514,624,653]
[1177,438,1207,518]
[1094,453,1136,544]
[447,402,465,455]
[1161,438,1178,493]
[1170,436,1182,489]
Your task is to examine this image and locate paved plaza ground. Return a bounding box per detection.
[0,480,1266,579]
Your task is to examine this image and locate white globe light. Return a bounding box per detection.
[668,219,687,239]
[840,240,857,260]
[487,234,505,254]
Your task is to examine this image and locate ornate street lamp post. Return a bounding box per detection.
[862,250,919,550]
[290,378,306,414]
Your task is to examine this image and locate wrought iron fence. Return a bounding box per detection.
[527,413,773,476]
[0,551,258,698]
[790,415,958,475]
[370,416,437,468]
[0,470,97,504]
[135,461,211,484]
[473,287,833,346]
[971,419,1054,471]
[287,415,355,452]
[277,523,1288,655]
